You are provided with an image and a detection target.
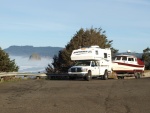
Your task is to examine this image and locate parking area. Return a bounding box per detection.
[0,77,150,113]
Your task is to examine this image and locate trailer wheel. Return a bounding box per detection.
[117,76,120,79]
[0,77,4,82]
[117,76,123,79]
[135,72,142,79]
[103,70,108,80]
[138,73,141,79]
[86,71,92,81]
[135,72,141,79]
[121,76,124,79]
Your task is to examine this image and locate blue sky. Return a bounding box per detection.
[0,0,150,53]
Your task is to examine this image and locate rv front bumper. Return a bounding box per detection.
[68,72,87,77]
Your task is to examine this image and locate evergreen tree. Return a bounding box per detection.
[142,47,150,70]
[0,47,19,72]
[46,27,118,73]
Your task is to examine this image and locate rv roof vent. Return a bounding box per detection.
[90,45,99,48]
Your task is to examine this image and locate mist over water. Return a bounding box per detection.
[9,56,53,73]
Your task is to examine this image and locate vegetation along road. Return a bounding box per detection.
[0,77,150,113]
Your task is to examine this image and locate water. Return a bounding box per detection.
[9,55,53,73]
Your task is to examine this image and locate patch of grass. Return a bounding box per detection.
[144,70,150,73]
[0,76,29,83]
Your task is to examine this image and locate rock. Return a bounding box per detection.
[29,53,41,61]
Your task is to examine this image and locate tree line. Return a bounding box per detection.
[0,27,150,72]
[45,27,150,73]
[0,47,18,72]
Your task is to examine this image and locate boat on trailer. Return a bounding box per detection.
[112,54,145,79]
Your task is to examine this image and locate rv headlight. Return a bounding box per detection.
[88,51,92,53]
[82,68,88,72]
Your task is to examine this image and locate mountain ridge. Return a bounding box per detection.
[4,45,143,58]
[4,45,63,57]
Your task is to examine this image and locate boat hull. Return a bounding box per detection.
[112,62,144,74]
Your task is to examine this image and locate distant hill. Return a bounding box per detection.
[4,45,63,57]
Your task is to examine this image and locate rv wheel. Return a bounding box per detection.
[103,70,108,80]
[86,71,91,81]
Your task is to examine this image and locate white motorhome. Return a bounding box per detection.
[68,45,112,81]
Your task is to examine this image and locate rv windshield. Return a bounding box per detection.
[75,60,91,66]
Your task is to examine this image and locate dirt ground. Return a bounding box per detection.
[0,77,150,113]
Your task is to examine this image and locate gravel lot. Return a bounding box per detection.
[0,77,150,113]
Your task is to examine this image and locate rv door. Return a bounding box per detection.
[91,61,100,76]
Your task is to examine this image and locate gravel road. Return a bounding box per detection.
[0,77,150,113]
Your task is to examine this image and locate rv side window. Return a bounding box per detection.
[95,50,98,55]
[91,61,96,67]
[104,53,107,58]
[91,61,99,67]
